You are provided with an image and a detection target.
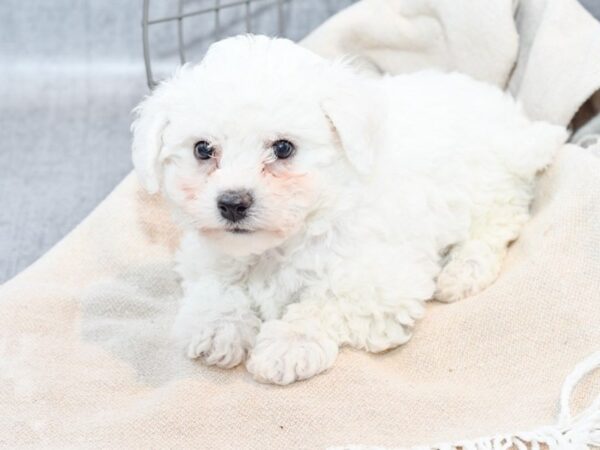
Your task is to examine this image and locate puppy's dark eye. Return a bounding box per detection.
[193,141,214,160]
[272,139,295,160]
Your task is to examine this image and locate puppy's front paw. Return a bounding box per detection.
[176,312,261,369]
[435,242,501,303]
[246,320,338,385]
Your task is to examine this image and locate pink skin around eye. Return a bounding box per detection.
[264,158,298,179]
[178,179,200,201]
[179,183,196,200]
[174,159,217,203]
[263,163,316,235]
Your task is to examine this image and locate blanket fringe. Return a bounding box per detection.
[331,351,600,450]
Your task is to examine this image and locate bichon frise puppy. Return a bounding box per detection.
[131,35,566,385]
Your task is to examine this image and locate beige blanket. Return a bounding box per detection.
[2,0,600,448]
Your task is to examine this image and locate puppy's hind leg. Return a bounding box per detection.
[435,195,532,303]
[435,119,566,303]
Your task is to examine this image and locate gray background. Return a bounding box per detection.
[0,0,598,283]
[0,0,354,283]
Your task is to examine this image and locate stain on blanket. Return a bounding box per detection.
[136,188,181,251]
[79,263,204,385]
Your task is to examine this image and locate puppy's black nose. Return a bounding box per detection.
[217,190,253,223]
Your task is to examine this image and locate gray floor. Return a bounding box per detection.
[0,1,145,283]
[1,0,598,284]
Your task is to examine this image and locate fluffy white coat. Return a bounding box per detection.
[131,35,567,385]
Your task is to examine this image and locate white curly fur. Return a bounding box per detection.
[131,35,567,385]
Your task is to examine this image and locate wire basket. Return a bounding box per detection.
[141,0,355,88]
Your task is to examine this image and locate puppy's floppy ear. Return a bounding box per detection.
[131,88,169,194]
[321,69,383,176]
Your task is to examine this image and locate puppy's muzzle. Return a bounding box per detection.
[217,190,253,223]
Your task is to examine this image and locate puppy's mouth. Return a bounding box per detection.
[200,226,257,235]
[227,227,254,234]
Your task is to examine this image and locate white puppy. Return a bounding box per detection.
[131,35,566,385]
